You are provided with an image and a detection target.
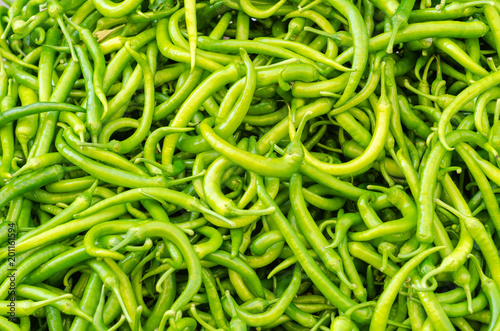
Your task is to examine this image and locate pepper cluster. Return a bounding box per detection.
[1,0,500,330]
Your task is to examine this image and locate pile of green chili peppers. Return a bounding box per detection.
[2,0,500,330]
